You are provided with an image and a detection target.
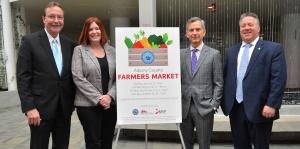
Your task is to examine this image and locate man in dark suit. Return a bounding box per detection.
[180,17,223,149]
[221,12,287,149]
[17,1,76,149]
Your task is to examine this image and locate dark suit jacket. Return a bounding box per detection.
[17,30,77,120]
[221,39,287,123]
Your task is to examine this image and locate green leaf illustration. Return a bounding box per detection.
[166,40,173,45]
[162,33,168,43]
[139,30,145,37]
[134,33,139,41]
[124,36,133,48]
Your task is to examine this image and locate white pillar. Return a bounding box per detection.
[110,17,130,47]
[1,0,16,90]
[139,0,156,27]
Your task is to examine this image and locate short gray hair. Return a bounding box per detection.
[239,12,260,27]
[186,17,206,31]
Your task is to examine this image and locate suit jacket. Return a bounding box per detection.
[221,39,287,123]
[71,44,116,107]
[181,44,223,119]
[17,30,77,120]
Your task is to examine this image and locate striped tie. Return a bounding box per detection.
[191,48,198,75]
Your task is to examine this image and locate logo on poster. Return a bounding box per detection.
[141,51,155,64]
[132,108,139,115]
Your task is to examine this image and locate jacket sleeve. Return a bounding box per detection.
[71,46,102,105]
[266,44,287,109]
[211,51,224,108]
[17,36,35,113]
[106,45,117,101]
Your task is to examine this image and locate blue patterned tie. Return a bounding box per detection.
[236,44,252,103]
[51,39,62,75]
[191,48,198,75]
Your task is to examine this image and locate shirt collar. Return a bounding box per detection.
[44,28,60,44]
[241,36,259,47]
[190,42,204,52]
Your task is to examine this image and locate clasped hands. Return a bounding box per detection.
[99,95,112,110]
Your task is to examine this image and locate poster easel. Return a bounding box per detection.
[113,124,186,149]
[115,27,183,149]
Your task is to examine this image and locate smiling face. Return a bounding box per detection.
[239,16,260,43]
[88,22,101,44]
[186,20,206,48]
[43,6,64,38]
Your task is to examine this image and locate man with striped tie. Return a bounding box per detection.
[180,17,223,149]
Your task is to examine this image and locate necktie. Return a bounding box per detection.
[51,39,62,75]
[191,48,198,75]
[236,44,252,103]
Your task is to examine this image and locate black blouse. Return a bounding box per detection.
[97,54,110,95]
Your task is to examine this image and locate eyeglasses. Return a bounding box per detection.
[46,15,64,20]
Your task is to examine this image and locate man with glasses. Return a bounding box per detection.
[17,1,76,149]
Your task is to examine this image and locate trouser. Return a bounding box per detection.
[77,105,117,149]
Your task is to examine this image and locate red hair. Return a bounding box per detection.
[78,17,108,46]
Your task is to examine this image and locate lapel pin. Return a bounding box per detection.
[258,47,261,50]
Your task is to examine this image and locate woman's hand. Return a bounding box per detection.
[100,95,112,109]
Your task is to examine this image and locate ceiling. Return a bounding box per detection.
[13,0,290,41]
[15,0,139,39]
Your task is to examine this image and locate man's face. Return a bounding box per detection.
[43,6,64,37]
[239,16,260,43]
[186,21,206,47]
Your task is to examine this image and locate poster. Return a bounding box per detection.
[116,27,181,125]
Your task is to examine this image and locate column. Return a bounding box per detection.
[110,17,130,47]
[1,0,16,90]
[139,0,156,27]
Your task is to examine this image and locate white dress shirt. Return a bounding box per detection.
[190,42,204,60]
[44,28,63,63]
[237,36,259,74]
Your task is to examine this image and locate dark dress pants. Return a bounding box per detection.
[229,100,273,149]
[77,105,117,149]
[29,105,71,149]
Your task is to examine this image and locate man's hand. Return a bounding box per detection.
[26,108,41,126]
[100,95,112,110]
[262,105,276,118]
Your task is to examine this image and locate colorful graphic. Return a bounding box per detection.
[124,30,173,49]
[124,30,173,66]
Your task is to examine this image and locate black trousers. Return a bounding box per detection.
[77,105,117,149]
[29,105,71,149]
[229,101,273,149]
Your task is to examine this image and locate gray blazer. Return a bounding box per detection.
[72,44,116,107]
[181,44,223,119]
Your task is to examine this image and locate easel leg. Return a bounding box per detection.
[113,125,121,149]
[177,123,186,149]
[145,124,148,149]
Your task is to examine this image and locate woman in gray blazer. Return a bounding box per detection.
[71,17,116,149]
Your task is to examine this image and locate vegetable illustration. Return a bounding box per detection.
[132,41,144,48]
[124,36,133,48]
[124,30,173,49]
[141,37,152,48]
[160,44,167,48]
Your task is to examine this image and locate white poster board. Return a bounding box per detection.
[115,27,181,125]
